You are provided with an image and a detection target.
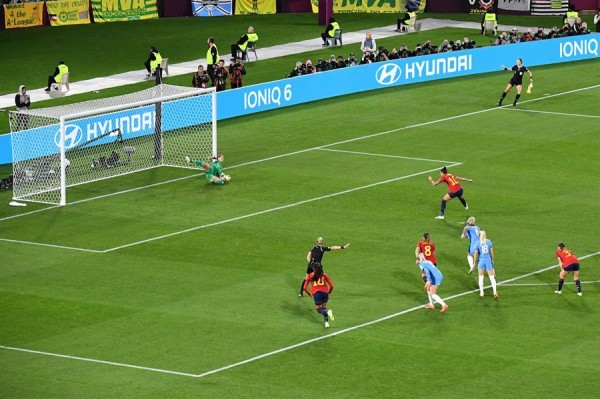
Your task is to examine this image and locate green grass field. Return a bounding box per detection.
[1,14,600,399]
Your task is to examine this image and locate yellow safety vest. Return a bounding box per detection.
[55,64,69,83]
[566,11,578,19]
[407,11,416,25]
[207,45,219,65]
[328,21,340,37]
[150,52,162,71]
[240,32,259,51]
[485,13,496,22]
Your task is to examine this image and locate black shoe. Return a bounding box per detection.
[45,88,51,92]
[497,102,502,107]
[512,102,517,107]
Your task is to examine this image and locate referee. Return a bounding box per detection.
[299,237,349,297]
[497,58,533,107]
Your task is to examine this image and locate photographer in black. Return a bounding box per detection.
[533,27,546,40]
[388,48,400,60]
[288,61,305,77]
[213,59,228,91]
[422,40,437,55]
[399,44,410,58]
[316,58,330,72]
[192,64,210,88]
[360,50,375,64]
[336,56,346,68]
[346,53,358,66]
[228,58,246,89]
[328,55,339,70]
[375,46,389,61]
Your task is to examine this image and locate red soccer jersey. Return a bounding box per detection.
[417,240,437,264]
[438,173,462,193]
[304,272,334,295]
[556,248,579,268]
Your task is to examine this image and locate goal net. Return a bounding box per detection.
[9,84,216,205]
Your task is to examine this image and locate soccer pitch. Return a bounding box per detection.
[1,59,599,397]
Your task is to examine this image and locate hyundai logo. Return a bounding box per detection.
[375,64,402,85]
[54,124,83,149]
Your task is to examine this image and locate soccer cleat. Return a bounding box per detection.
[185,156,191,163]
[577,292,582,297]
[554,290,562,295]
[464,205,469,210]
[440,304,449,313]
[424,304,435,310]
[479,293,484,297]
[494,293,499,299]
[512,102,517,107]
[327,309,334,321]
[435,215,445,220]
[497,101,502,107]
[324,321,330,328]
[468,268,474,274]
[298,293,303,297]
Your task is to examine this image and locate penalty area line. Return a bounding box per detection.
[0,237,103,253]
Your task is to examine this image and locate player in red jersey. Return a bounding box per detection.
[415,232,437,283]
[555,242,582,296]
[303,262,335,328]
[428,166,472,220]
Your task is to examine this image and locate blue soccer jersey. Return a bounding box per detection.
[476,239,494,271]
[419,260,444,286]
[466,225,481,254]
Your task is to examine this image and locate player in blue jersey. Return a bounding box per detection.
[461,216,481,274]
[417,254,448,313]
[473,230,498,298]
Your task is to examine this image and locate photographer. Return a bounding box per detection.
[520,29,534,42]
[388,48,400,60]
[305,60,316,74]
[228,58,247,89]
[328,55,339,70]
[360,50,375,64]
[546,27,558,39]
[422,40,437,55]
[192,65,210,88]
[336,56,346,68]
[413,43,424,56]
[399,44,410,58]
[533,27,545,40]
[346,53,358,66]
[462,38,476,49]
[439,40,451,53]
[316,59,330,72]
[376,46,389,62]
[595,9,600,32]
[213,59,228,91]
[289,61,304,77]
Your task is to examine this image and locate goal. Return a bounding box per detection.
[9,84,216,205]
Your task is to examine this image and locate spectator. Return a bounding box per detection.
[15,85,30,111]
[45,60,68,92]
[192,65,210,88]
[206,37,219,85]
[228,58,246,89]
[396,5,416,32]
[533,27,545,40]
[321,18,340,47]
[230,26,259,61]
[360,31,376,54]
[595,9,600,33]
[144,46,162,77]
[213,59,228,92]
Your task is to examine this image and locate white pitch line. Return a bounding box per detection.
[500,108,600,119]
[317,148,460,164]
[2,251,598,378]
[2,82,598,224]
[102,164,461,253]
[501,280,600,287]
[0,237,102,253]
[0,345,197,378]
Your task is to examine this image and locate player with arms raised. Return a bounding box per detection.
[415,232,437,283]
[428,166,472,220]
[186,154,230,185]
[497,58,533,107]
[461,216,481,274]
[303,263,335,328]
[555,242,582,296]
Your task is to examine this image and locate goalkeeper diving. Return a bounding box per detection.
[185,154,231,185]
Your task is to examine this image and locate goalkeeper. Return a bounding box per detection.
[186,154,230,185]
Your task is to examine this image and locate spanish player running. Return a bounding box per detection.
[497,58,533,107]
[461,216,481,274]
[415,232,437,283]
[555,242,582,296]
[473,230,498,298]
[299,237,349,297]
[303,263,335,327]
[428,166,472,220]
[417,254,448,313]
[185,154,230,185]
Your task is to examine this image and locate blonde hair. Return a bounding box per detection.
[466,216,475,226]
[479,230,487,242]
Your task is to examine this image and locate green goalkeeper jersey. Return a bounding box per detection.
[194,159,223,177]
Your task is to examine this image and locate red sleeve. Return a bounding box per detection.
[303,274,313,295]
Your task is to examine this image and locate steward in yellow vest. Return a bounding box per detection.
[144,46,162,77]
[45,60,69,92]
[230,26,259,60]
[206,37,220,84]
[321,18,340,46]
[481,11,498,35]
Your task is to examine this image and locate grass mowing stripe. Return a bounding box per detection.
[102,164,461,253]
[2,82,598,224]
[500,108,600,119]
[317,148,460,164]
[2,250,597,379]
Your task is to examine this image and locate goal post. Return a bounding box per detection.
[9,84,217,206]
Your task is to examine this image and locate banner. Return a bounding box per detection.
[47,0,91,26]
[498,0,530,12]
[235,0,275,15]
[91,0,158,23]
[331,0,426,13]
[531,0,568,15]
[191,0,233,17]
[462,0,496,14]
[4,2,43,29]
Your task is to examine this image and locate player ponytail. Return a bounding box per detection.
[312,263,323,281]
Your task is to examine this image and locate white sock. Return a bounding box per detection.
[427,294,433,305]
[467,255,474,269]
[478,275,485,295]
[431,294,446,307]
[489,275,497,295]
